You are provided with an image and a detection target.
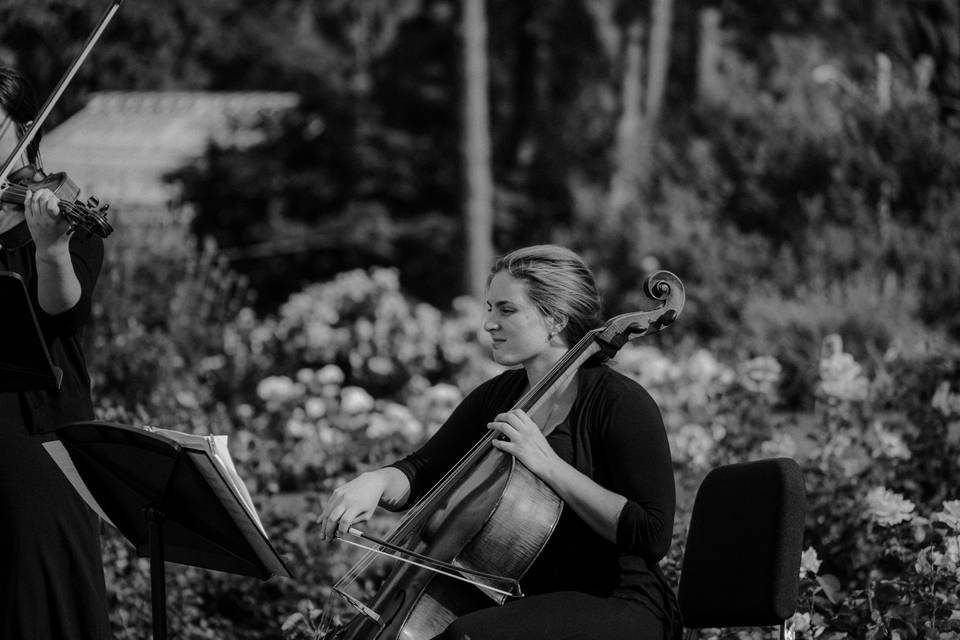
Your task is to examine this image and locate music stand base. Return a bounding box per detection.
[146,506,167,640]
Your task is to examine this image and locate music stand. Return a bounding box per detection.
[0,271,62,391]
[49,420,293,640]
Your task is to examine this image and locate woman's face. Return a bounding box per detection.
[483,271,557,369]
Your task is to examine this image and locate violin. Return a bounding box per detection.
[320,271,685,640]
[0,164,113,238]
[0,0,123,240]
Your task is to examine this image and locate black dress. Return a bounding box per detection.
[389,364,683,640]
[0,221,111,640]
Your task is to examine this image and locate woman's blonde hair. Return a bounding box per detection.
[488,244,602,345]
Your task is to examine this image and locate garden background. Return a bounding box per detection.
[3,1,960,638]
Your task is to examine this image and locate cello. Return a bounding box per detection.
[319,269,685,640]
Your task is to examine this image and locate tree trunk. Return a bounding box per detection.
[696,6,723,104]
[461,0,494,299]
[645,0,674,122]
[605,0,674,227]
[606,18,645,225]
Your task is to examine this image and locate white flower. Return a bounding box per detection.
[198,354,226,372]
[932,381,960,416]
[316,364,345,385]
[818,352,869,402]
[945,535,960,566]
[613,345,677,386]
[317,422,346,446]
[669,423,714,468]
[932,500,960,531]
[256,375,303,403]
[304,397,327,419]
[364,402,424,442]
[865,487,915,526]
[915,544,958,576]
[367,356,395,376]
[688,349,727,384]
[759,432,797,459]
[285,418,313,439]
[738,356,782,396]
[799,547,821,577]
[175,390,199,409]
[871,421,911,460]
[340,386,375,414]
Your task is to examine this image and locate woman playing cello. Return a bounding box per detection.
[318,244,681,640]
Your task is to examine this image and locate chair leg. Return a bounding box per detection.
[683,630,697,640]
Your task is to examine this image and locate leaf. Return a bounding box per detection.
[281,612,305,633]
[818,574,844,604]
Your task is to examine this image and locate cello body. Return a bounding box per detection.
[339,448,562,639]
[328,271,685,640]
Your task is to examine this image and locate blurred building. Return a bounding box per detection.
[41,91,298,223]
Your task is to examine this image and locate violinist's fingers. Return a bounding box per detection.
[25,188,59,220]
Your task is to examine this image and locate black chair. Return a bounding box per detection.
[677,458,806,640]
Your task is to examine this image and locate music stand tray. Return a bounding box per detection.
[0,271,62,391]
[47,420,292,640]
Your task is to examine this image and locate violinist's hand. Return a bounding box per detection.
[488,409,562,481]
[24,188,71,256]
[317,470,399,541]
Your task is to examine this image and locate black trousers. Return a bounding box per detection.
[434,591,665,640]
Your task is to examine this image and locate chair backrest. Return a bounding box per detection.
[677,457,806,629]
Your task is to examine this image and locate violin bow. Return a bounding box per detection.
[0,0,125,185]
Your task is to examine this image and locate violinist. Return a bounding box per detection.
[318,244,682,640]
[0,67,111,640]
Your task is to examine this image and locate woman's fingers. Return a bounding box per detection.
[336,507,372,537]
[319,501,346,541]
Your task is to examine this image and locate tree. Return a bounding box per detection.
[585,0,675,228]
[461,0,494,299]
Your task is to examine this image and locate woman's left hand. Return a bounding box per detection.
[24,188,71,255]
[488,409,561,480]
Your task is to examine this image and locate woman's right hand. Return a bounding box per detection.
[317,468,410,541]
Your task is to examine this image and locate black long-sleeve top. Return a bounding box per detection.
[389,363,680,625]
[0,220,103,434]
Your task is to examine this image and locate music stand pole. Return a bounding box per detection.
[145,506,167,640]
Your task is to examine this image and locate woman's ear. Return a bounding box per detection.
[550,313,568,336]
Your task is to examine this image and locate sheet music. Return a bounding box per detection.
[143,426,268,537]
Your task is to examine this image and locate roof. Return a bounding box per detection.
[40,91,299,212]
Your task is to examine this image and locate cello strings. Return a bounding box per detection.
[329,329,603,611]
[336,536,518,598]
[346,528,521,591]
